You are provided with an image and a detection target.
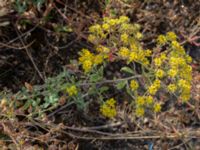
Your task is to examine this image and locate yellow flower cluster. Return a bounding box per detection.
[154,32,192,102]
[155,69,165,78]
[135,96,154,107]
[100,98,117,118]
[79,16,152,73]
[154,53,167,67]
[167,84,177,92]
[128,47,151,65]
[89,24,105,38]
[135,95,154,117]
[178,79,191,102]
[168,69,177,78]
[168,40,192,102]
[136,96,145,106]
[135,107,145,117]
[88,16,130,42]
[130,80,139,91]
[153,103,161,113]
[89,15,150,66]
[121,33,129,44]
[166,31,177,41]
[157,35,167,45]
[148,79,161,95]
[157,31,177,45]
[78,48,106,72]
[66,85,78,96]
[118,47,130,59]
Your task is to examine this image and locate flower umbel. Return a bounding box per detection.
[154,103,161,113]
[100,98,117,118]
[130,80,139,91]
[66,85,78,96]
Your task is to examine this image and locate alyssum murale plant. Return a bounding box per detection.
[77,16,192,118]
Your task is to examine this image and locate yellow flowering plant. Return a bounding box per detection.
[14,16,191,119]
[100,98,117,118]
[1,16,193,122]
[76,16,193,118]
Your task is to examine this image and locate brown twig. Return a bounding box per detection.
[0,40,35,49]
[14,25,45,81]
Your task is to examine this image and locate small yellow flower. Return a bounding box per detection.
[157,35,167,45]
[100,98,117,118]
[160,53,167,60]
[119,16,130,23]
[186,55,192,63]
[178,58,186,66]
[96,45,110,53]
[121,33,129,44]
[102,23,110,31]
[169,57,179,67]
[142,59,150,66]
[154,103,161,113]
[178,80,191,98]
[108,19,118,26]
[148,79,161,95]
[129,52,138,62]
[120,23,131,32]
[184,65,192,73]
[89,24,101,33]
[154,79,161,87]
[130,80,139,91]
[154,58,162,67]
[168,69,177,78]
[118,47,130,58]
[180,93,190,102]
[178,79,188,87]
[148,85,158,95]
[82,60,92,72]
[155,69,165,78]
[145,96,154,105]
[88,35,96,43]
[166,32,177,41]
[135,32,143,40]
[144,49,152,57]
[135,107,145,117]
[78,49,93,63]
[136,96,145,106]
[171,40,180,49]
[130,43,138,51]
[167,84,177,92]
[66,85,78,96]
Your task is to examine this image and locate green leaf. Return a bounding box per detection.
[116,81,127,90]
[120,67,134,74]
[99,86,109,93]
[32,100,37,107]
[89,67,103,82]
[48,94,59,104]
[75,96,86,111]
[42,103,50,109]
[90,74,102,82]
[126,84,132,96]
[88,85,97,95]
[23,99,32,110]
